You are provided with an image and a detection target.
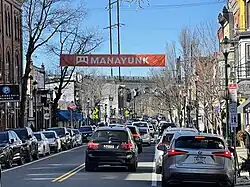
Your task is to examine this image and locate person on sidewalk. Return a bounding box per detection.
[243,124,250,158]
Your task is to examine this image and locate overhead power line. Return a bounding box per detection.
[89,1,225,11]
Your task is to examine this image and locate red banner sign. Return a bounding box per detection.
[60,54,166,67]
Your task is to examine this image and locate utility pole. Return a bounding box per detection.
[117,0,121,82]
[108,0,113,77]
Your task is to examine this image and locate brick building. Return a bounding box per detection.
[0,0,22,130]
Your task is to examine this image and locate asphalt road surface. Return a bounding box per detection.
[2,144,162,187]
[2,144,248,187]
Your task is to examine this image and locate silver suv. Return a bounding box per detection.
[162,132,235,187]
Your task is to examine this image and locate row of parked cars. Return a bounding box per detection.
[0,126,93,169]
[154,125,236,187]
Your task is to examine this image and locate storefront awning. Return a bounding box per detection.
[238,98,250,113]
[57,110,85,122]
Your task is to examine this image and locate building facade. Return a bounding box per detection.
[0,0,22,130]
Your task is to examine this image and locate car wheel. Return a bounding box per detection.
[26,152,33,162]
[5,156,13,169]
[128,161,137,172]
[46,147,51,156]
[161,175,168,187]
[155,165,162,174]
[85,156,96,172]
[33,151,39,160]
[17,155,25,166]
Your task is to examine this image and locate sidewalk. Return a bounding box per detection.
[236,147,250,186]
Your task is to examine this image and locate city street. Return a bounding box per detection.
[2,144,160,187]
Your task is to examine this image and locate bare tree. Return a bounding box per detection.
[195,22,222,134]
[46,26,102,126]
[20,0,86,127]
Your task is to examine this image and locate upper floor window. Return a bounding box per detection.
[7,11,11,37]
[246,44,250,77]
[5,10,8,36]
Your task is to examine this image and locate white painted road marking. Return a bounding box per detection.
[3,144,87,173]
[151,160,158,187]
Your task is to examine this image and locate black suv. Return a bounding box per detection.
[46,127,71,150]
[85,126,138,172]
[0,131,25,168]
[12,127,39,162]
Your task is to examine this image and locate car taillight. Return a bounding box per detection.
[88,141,99,149]
[133,134,140,139]
[121,141,134,150]
[168,149,187,156]
[212,151,231,159]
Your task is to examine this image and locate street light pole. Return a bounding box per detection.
[221,36,231,140]
[195,77,199,131]
[87,98,90,126]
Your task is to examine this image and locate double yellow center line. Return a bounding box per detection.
[52,163,85,182]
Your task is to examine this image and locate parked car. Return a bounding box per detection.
[156,127,198,143]
[42,131,61,152]
[158,121,177,137]
[138,127,151,146]
[67,128,75,148]
[34,132,50,156]
[46,127,71,150]
[132,121,149,129]
[85,126,138,172]
[72,129,83,146]
[0,131,25,168]
[126,125,142,154]
[12,127,39,162]
[79,126,93,142]
[161,132,235,187]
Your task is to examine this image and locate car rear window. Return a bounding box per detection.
[133,122,148,128]
[139,128,148,135]
[79,126,92,132]
[175,136,225,149]
[127,126,137,134]
[162,134,174,143]
[43,132,55,139]
[92,130,128,142]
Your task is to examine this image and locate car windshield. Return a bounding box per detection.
[127,126,137,134]
[34,134,42,141]
[73,130,79,134]
[139,128,148,135]
[13,129,28,139]
[47,128,65,137]
[0,133,8,143]
[92,130,128,142]
[79,126,92,132]
[175,136,225,150]
[133,122,148,128]
[162,134,174,143]
[43,132,55,139]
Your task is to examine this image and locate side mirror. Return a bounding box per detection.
[66,132,70,136]
[228,146,235,153]
[157,144,169,151]
[10,139,14,144]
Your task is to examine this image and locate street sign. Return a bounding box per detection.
[228,83,237,102]
[230,113,238,128]
[0,84,20,102]
[229,102,237,113]
[229,101,238,128]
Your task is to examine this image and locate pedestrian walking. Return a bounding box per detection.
[243,124,250,158]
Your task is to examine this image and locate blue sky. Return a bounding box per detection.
[34,0,226,76]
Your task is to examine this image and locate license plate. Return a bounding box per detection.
[103,145,115,149]
[194,156,206,164]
